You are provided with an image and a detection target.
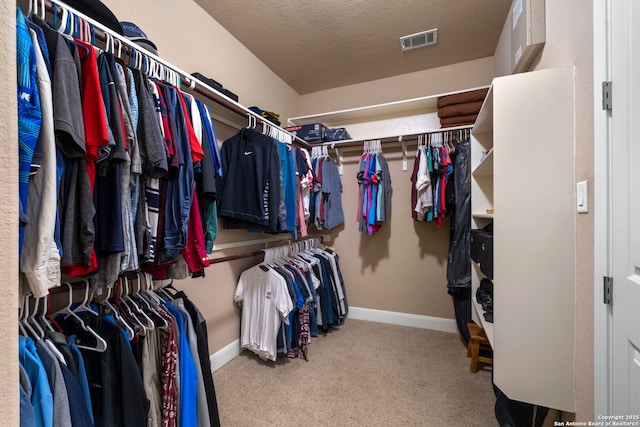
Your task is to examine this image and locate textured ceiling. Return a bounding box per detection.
[195,0,512,94]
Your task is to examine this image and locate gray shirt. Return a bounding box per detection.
[36,340,72,427]
[321,158,345,230]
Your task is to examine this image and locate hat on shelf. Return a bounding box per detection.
[120,21,158,55]
[63,0,123,35]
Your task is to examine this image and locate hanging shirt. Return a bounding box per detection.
[158,309,178,427]
[234,265,294,361]
[321,158,344,230]
[17,8,42,257]
[415,147,433,218]
[164,302,198,427]
[19,336,53,427]
[20,25,60,298]
[216,128,281,232]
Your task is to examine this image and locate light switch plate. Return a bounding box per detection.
[577,180,588,213]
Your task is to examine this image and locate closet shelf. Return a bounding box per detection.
[472,148,493,177]
[47,0,310,149]
[472,213,494,219]
[472,296,494,348]
[472,86,494,137]
[288,86,490,127]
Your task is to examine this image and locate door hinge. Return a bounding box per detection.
[604,276,613,305]
[602,81,612,110]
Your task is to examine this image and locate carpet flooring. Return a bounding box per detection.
[212,319,496,426]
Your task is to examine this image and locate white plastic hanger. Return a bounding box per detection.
[62,283,108,352]
[27,297,46,339]
[28,0,45,19]
[116,278,147,336]
[135,273,169,329]
[20,294,41,339]
[38,293,56,333]
[72,280,100,316]
[101,284,135,341]
[123,277,155,332]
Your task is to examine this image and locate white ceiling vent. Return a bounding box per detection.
[400,28,438,51]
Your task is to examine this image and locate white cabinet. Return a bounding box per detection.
[471,67,576,412]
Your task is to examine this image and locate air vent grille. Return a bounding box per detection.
[400,28,438,51]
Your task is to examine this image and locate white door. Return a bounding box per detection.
[611,0,640,414]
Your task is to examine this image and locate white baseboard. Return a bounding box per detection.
[348,306,459,334]
[209,339,244,372]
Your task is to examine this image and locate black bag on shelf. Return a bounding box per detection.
[470,222,493,279]
[191,72,239,102]
[477,278,493,312]
[477,278,494,323]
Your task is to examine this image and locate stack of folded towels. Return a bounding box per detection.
[437,87,490,128]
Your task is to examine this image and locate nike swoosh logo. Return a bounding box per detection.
[244,151,253,155]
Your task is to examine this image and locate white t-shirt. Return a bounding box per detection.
[234,265,293,361]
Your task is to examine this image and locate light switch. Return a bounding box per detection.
[577,180,588,213]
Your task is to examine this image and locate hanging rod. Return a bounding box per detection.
[40,0,310,148]
[209,234,327,264]
[210,251,264,264]
[211,234,330,252]
[317,125,473,150]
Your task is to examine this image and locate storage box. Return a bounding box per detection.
[284,123,327,143]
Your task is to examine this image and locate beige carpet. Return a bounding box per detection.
[212,319,496,426]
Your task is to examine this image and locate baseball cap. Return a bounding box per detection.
[120,21,158,55]
[63,0,123,35]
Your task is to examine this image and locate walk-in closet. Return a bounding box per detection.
[4,0,617,425]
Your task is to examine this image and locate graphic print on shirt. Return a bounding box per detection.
[263,181,270,221]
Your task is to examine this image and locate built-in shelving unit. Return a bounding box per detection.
[471,67,576,413]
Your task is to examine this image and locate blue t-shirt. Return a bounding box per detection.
[17,8,42,255]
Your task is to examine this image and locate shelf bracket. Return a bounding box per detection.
[400,136,407,171]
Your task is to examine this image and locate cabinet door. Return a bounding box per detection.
[493,67,576,412]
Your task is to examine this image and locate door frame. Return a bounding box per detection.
[593,0,613,417]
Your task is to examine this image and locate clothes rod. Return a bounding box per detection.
[318,125,473,150]
[41,0,309,148]
[211,234,330,252]
[209,251,264,264]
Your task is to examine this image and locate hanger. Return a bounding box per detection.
[101,284,136,341]
[156,278,176,301]
[28,296,46,340]
[115,278,148,336]
[28,0,45,19]
[248,113,258,129]
[122,277,155,332]
[61,283,108,352]
[135,273,169,329]
[37,293,56,334]
[72,280,100,316]
[20,294,41,339]
[141,273,165,306]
